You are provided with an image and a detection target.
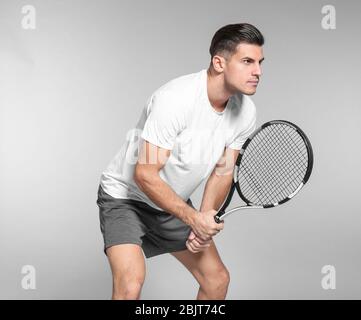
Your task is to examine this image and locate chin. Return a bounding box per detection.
[240,89,257,96]
[236,85,257,96]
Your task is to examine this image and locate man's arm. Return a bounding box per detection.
[186,147,239,252]
[199,147,239,212]
[134,140,196,225]
[134,140,223,240]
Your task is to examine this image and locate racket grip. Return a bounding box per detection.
[214,213,224,224]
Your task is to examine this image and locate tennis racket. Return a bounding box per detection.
[214,120,313,223]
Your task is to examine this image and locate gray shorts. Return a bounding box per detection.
[96,185,194,258]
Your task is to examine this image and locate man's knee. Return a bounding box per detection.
[106,244,146,300]
[201,266,230,291]
[113,276,144,300]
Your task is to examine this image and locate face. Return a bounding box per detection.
[218,43,264,95]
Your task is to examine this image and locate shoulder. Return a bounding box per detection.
[156,70,203,94]
[149,70,202,105]
[143,70,203,119]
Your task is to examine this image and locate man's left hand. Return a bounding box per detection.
[186,231,212,253]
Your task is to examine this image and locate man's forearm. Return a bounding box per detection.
[200,173,233,212]
[135,174,197,226]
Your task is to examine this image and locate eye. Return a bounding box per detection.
[243,59,251,65]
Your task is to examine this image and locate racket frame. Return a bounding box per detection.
[214,120,313,223]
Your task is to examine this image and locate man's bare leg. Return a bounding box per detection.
[171,241,230,299]
[106,244,146,300]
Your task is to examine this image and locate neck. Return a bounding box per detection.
[206,67,233,112]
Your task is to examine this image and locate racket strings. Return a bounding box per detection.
[240,134,298,203]
[274,125,309,195]
[237,124,309,205]
[243,126,307,203]
[242,127,305,195]
[241,126,307,203]
[254,131,307,192]
[240,146,304,204]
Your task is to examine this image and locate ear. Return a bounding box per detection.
[211,54,227,73]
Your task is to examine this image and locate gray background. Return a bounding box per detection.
[0,0,360,299]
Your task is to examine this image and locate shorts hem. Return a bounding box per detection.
[103,241,143,256]
[144,244,188,259]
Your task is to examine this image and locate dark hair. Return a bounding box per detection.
[209,23,264,60]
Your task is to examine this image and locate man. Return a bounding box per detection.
[97,23,264,300]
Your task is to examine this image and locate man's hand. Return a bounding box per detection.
[186,231,212,253]
[189,209,224,241]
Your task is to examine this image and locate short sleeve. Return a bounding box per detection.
[227,107,257,150]
[141,91,185,150]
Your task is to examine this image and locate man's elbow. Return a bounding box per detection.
[134,165,157,189]
[134,165,145,188]
[208,169,233,187]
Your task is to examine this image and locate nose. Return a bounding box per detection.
[252,63,262,77]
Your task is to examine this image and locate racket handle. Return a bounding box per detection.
[214,212,224,224]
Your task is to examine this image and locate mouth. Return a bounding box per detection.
[247,80,259,87]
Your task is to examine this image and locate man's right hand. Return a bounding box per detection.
[190,209,224,241]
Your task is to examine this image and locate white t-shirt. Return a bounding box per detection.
[100,69,256,210]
